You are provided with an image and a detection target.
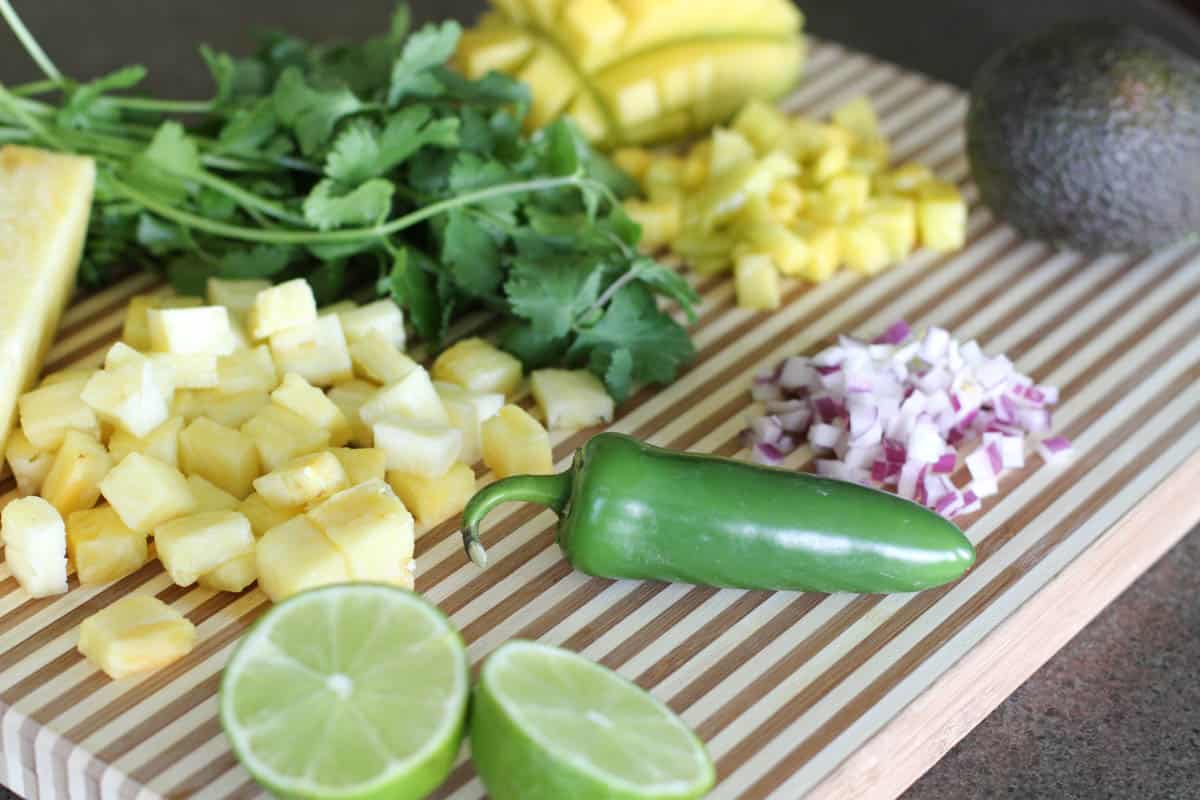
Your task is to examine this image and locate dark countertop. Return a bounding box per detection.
[2,2,1198,799]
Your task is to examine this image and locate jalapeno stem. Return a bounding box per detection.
[461,472,574,568]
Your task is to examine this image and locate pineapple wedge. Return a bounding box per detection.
[481,405,554,477]
[78,595,195,679]
[256,515,351,603]
[5,428,54,496]
[1,495,69,597]
[270,373,351,447]
[66,505,149,586]
[307,480,414,587]
[107,416,185,470]
[41,430,113,517]
[529,369,615,430]
[100,452,197,534]
[0,147,95,459]
[387,462,477,529]
[179,417,261,499]
[154,510,256,587]
[432,337,524,398]
[252,451,349,510]
[247,278,317,340]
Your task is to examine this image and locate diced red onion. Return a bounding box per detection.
[808,422,843,449]
[874,320,911,345]
[1037,435,1074,463]
[932,451,957,473]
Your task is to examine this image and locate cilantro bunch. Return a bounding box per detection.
[0,2,697,400]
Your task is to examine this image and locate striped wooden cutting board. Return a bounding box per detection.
[3,38,1200,800]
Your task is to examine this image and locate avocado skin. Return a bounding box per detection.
[967,21,1200,255]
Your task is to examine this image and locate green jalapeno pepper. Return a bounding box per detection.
[461,432,975,593]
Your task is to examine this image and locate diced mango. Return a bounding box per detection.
[611,147,653,182]
[432,337,524,398]
[875,162,933,196]
[41,430,113,517]
[530,370,614,430]
[708,128,757,177]
[78,595,195,679]
[180,417,261,499]
[255,515,351,603]
[812,142,849,184]
[482,405,554,477]
[154,510,255,587]
[742,221,810,276]
[387,462,477,529]
[307,480,414,586]
[66,505,148,585]
[99,452,197,534]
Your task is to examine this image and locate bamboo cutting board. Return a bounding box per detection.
[3,39,1200,800]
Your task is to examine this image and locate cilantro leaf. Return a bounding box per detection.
[499,320,569,369]
[306,260,349,306]
[217,245,295,278]
[629,257,700,322]
[303,178,394,230]
[387,21,461,104]
[506,256,605,340]
[166,255,212,296]
[125,121,202,205]
[324,106,458,184]
[57,65,147,129]
[216,98,281,156]
[601,347,635,403]
[388,249,442,342]
[570,283,695,388]
[273,67,364,155]
[440,209,502,297]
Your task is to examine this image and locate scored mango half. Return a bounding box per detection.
[454,0,807,146]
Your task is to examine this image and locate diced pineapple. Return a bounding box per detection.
[530,369,615,430]
[6,428,53,496]
[831,95,879,140]
[850,136,890,175]
[917,180,967,252]
[206,278,271,321]
[708,128,757,177]
[18,376,100,450]
[247,278,317,340]
[349,333,419,385]
[41,430,113,516]
[360,367,449,427]
[731,99,790,155]
[387,462,476,529]
[866,197,917,260]
[326,380,376,447]
[271,373,351,447]
[78,594,195,679]
[189,389,270,429]
[767,179,805,224]
[319,300,358,317]
[187,474,240,512]
[179,417,261,499]
[268,315,353,387]
[824,173,871,217]
[812,141,849,184]
[796,223,841,283]
[255,515,351,603]
[611,147,653,182]
[642,157,683,202]
[1,495,68,597]
[151,353,218,390]
[252,451,348,510]
[240,404,332,472]
[435,382,504,466]
[307,480,414,586]
[216,345,278,395]
[122,294,203,351]
[734,253,782,310]
[875,162,932,196]
[107,415,184,470]
[38,367,95,387]
[329,447,387,486]
[623,199,680,251]
[147,306,238,356]
[82,357,173,438]
[481,405,554,477]
[197,552,257,593]
[66,505,148,585]
[742,220,810,276]
[239,492,295,538]
[155,510,255,587]
[432,337,524,398]
[100,452,197,534]
[840,221,892,275]
[170,389,204,422]
[373,420,463,478]
[337,299,406,349]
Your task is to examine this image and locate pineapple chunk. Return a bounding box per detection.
[240,405,331,472]
[147,306,239,356]
[187,474,241,512]
[824,172,871,217]
[767,179,805,224]
[41,430,113,516]
[338,299,406,349]
[216,345,278,395]
[255,515,351,603]
[77,595,195,679]
[373,420,463,478]
[239,492,295,537]
[917,180,968,252]
[875,162,932,196]
[799,224,841,283]
[66,505,148,585]
[319,300,358,317]
[611,147,653,182]
[179,417,261,499]
[327,380,376,447]
[122,294,203,351]
[271,373,351,446]
[359,367,449,427]
[708,127,757,177]
[252,451,349,510]
[170,389,204,422]
[38,367,95,387]
[247,278,317,340]
[107,415,184,470]
[642,157,683,202]
[812,141,849,184]
[831,95,879,140]
[329,447,387,486]
[432,337,523,398]
[151,353,219,390]
[206,278,271,321]
[435,382,504,465]
[268,315,353,387]
[734,253,782,310]
[100,452,197,534]
[188,389,269,429]
[154,510,255,587]
[197,552,257,593]
[82,357,173,438]
[530,369,615,430]
[742,221,810,276]
[623,199,680,251]
[307,480,414,586]
[732,99,790,155]
[6,428,53,496]
[1,495,68,597]
[481,405,554,477]
[349,333,419,385]
[18,376,100,450]
[866,197,918,260]
[387,462,476,528]
[841,221,892,275]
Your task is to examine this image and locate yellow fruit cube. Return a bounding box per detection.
[435,382,504,466]
[373,420,463,478]
[66,505,148,586]
[708,127,757,177]
[831,95,879,140]
[360,366,449,427]
[78,595,195,679]
[147,306,239,356]
[271,372,352,447]
[179,417,261,499]
[107,415,184,471]
[767,180,805,224]
[529,369,614,430]
[99,452,197,534]
[875,162,933,196]
[216,345,278,394]
[247,278,317,340]
[38,367,94,387]
[206,278,271,321]
[642,157,683,203]
[734,253,782,310]
[455,26,534,79]
[329,447,387,486]
[482,405,554,477]
[732,99,790,155]
[866,197,918,260]
[240,404,331,472]
[252,450,349,510]
[155,510,255,587]
[6,428,53,496]
[918,180,968,252]
[742,221,810,276]
[255,515,351,603]
[1,495,68,598]
[122,294,203,351]
[187,474,240,512]
[387,462,477,529]
[840,221,892,275]
[18,376,100,450]
[41,430,113,517]
[850,136,890,175]
[307,480,414,585]
[824,172,871,217]
[799,224,841,283]
[82,357,173,438]
[327,380,376,447]
[611,147,652,183]
[432,337,524,398]
[239,492,296,538]
[812,142,849,184]
[338,299,406,349]
[319,300,358,317]
[151,352,218,390]
[268,315,353,387]
[623,199,680,251]
[197,552,257,593]
[349,333,418,385]
[189,389,270,429]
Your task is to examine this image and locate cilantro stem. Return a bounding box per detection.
[11,78,60,97]
[0,83,66,149]
[185,170,309,226]
[0,128,32,144]
[108,97,214,114]
[0,0,62,82]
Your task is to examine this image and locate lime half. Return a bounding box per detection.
[470,640,715,800]
[219,584,469,800]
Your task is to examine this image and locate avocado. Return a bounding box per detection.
[966,21,1200,255]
